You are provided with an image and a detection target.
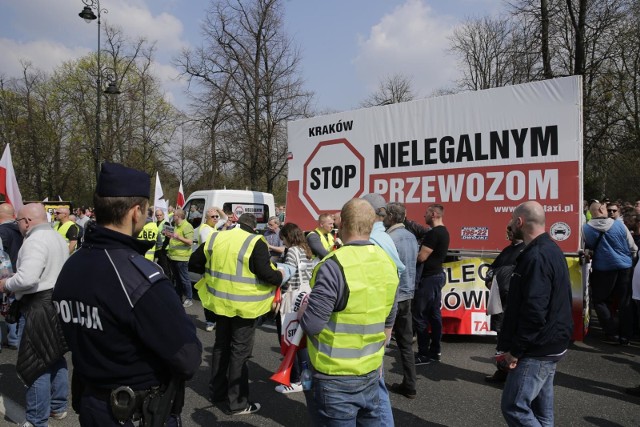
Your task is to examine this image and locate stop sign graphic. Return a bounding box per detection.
[302,138,365,214]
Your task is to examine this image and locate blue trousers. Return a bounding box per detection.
[306,369,381,427]
[501,357,558,427]
[413,272,445,357]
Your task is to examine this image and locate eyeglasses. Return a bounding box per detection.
[14,217,30,225]
[608,209,618,213]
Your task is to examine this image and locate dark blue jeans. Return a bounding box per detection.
[413,272,445,357]
[501,357,558,427]
[170,260,192,300]
[590,268,633,338]
[306,369,381,426]
[26,357,68,427]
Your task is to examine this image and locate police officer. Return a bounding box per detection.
[52,162,202,426]
[190,213,283,415]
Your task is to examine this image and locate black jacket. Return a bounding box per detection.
[53,223,202,390]
[18,289,68,386]
[497,233,573,358]
[0,221,23,271]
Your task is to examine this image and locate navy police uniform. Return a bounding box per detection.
[52,163,202,426]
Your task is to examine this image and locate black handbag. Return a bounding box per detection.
[4,298,20,324]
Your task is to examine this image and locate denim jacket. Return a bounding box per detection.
[387,224,418,302]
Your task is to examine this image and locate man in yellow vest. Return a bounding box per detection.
[166,208,194,307]
[137,208,158,261]
[189,213,283,415]
[195,207,227,332]
[54,207,79,254]
[196,207,227,247]
[306,213,335,259]
[299,198,399,425]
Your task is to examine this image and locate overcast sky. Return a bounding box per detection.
[0,0,504,113]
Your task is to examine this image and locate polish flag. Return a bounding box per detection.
[176,180,185,209]
[0,145,24,213]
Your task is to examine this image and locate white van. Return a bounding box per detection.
[182,189,276,235]
[183,189,275,284]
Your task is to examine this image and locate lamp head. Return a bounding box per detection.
[79,6,97,22]
[104,81,121,95]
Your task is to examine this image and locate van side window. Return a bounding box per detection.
[184,199,206,228]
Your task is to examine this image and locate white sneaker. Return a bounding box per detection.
[205,322,216,332]
[230,402,261,415]
[182,299,193,308]
[275,382,303,394]
[50,410,68,419]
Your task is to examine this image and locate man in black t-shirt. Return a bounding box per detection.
[414,204,450,365]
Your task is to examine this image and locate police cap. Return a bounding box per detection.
[96,162,150,199]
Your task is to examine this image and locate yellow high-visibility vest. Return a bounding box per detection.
[137,221,158,261]
[307,244,398,376]
[195,227,277,319]
[167,221,194,261]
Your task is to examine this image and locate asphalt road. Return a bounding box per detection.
[1,300,639,426]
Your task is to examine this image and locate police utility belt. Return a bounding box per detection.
[85,383,159,424]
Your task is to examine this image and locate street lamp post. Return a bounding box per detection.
[78,0,120,181]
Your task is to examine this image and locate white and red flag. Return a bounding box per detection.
[0,144,24,213]
[176,180,185,209]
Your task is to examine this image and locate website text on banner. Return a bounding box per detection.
[441,257,586,340]
[285,76,583,253]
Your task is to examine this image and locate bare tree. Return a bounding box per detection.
[449,16,524,90]
[361,73,416,107]
[176,0,312,194]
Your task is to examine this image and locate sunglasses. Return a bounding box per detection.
[14,217,31,224]
[608,209,618,213]
[212,215,219,219]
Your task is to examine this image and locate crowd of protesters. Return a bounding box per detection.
[3,180,640,426]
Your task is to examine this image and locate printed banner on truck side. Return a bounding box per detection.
[286,76,583,252]
[441,257,585,340]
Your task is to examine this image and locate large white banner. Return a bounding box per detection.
[286,76,583,253]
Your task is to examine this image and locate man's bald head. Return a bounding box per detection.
[514,201,546,228]
[0,203,15,221]
[589,201,606,218]
[340,198,375,242]
[511,201,546,243]
[19,203,48,223]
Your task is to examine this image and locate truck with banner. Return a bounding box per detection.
[285,76,586,338]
